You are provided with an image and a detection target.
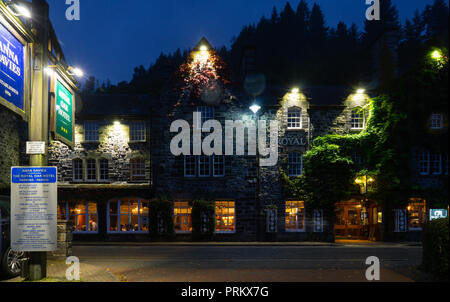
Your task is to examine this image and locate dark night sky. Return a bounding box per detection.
[47,0,446,85]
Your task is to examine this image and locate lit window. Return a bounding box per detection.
[63,202,98,233]
[213,155,225,177]
[130,121,146,141]
[108,198,149,233]
[288,152,303,177]
[430,113,443,129]
[86,159,97,182]
[99,159,109,181]
[196,106,215,129]
[72,159,83,182]
[431,153,442,175]
[407,199,426,230]
[287,107,302,129]
[184,156,196,177]
[351,107,365,130]
[285,201,305,232]
[198,155,211,177]
[84,122,99,142]
[130,158,146,181]
[174,201,192,233]
[418,152,430,175]
[215,201,235,233]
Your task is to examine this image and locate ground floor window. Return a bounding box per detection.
[407,198,427,230]
[285,201,305,232]
[215,201,235,233]
[174,201,192,233]
[58,202,98,233]
[108,198,149,233]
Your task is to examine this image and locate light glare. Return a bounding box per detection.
[249,104,261,114]
[14,5,31,18]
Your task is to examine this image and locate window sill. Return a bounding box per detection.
[129,140,147,144]
[285,229,306,233]
[286,128,304,132]
[81,141,100,144]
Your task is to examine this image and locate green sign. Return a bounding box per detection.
[55,80,73,144]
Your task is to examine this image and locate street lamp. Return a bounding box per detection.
[6,0,32,18]
[249,104,261,114]
[249,102,262,240]
[67,66,84,77]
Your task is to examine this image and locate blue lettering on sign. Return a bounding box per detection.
[11,168,57,184]
[0,22,25,111]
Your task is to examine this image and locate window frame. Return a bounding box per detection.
[215,201,236,234]
[407,199,427,231]
[130,158,146,182]
[85,159,97,182]
[213,155,225,177]
[72,159,84,182]
[285,200,306,232]
[59,201,99,234]
[431,152,442,175]
[107,198,149,234]
[198,155,211,177]
[173,201,193,233]
[98,158,109,182]
[288,152,303,177]
[351,107,365,130]
[287,107,302,129]
[419,151,430,175]
[184,155,197,178]
[430,113,444,130]
[84,121,99,142]
[129,121,147,142]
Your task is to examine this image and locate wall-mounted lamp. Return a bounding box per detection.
[249,104,261,114]
[67,66,84,77]
[357,89,366,94]
[291,88,300,94]
[6,1,31,19]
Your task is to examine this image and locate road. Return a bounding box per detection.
[68,244,422,282]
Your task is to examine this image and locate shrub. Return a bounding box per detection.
[191,199,215,239]
[422,218,449,280]
[149,197,174,238]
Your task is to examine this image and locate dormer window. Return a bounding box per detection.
[430,113,444,130]
[287,107,302,129]
[351,107,365,130]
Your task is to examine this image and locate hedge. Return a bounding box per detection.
[422,218,449,280]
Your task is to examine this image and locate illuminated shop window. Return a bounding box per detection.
[130,121,146,142]
[407,199,427,230]
[84,122,99,142]
[72,159,83,181]
[184,155,196,177]
[287,107,302,129]
[430,113,443,129]
[198,155,211,177]
[86,159,97,182]
[288,152,303,177]
[196,106,215,129]
[285,201,305,232]
[215,201,235,233]
[351,107,365,130]
[108,198,149,233]
[213,155,225,177]
[130,158,146,181]
[99,159,109,181]
[431,153,442,175]
[418,152,430,175]
[58,202,98,233]
[174,201,192,233]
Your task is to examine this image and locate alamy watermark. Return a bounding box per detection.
[366,0,380,21]
[365,256,381,281]
[65,256,80,281]
[65,0,80,21]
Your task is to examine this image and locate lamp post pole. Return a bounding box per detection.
[27,0,50,280]
[250,103,262,241]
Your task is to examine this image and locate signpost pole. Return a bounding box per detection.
[27,0,50,281]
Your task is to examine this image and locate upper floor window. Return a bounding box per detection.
[198,155,211,177]
[288,152,303,177]
[130,121,146,142]
[72,159,83,182]
[130,158,146,181]
[287,107,302,129]
[184,156,196,178]
[418,151,430,175]
[430,113,444,130]
[84,122,99,142]
[196,106,215,129]
[431,153,442,175]
[285,200,305,232]
[86,159,97,182]
[213,156,225,177]
[99,159,109,181]
[351,107,365,130]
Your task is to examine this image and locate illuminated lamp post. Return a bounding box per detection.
[249,102,261,240]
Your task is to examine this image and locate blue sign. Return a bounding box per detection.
[430,209,448,221]
[0,22,25,111]
[11,167,57,184]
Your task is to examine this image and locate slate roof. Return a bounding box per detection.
[76,94,151,118]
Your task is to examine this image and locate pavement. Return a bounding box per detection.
[2,242,424,282]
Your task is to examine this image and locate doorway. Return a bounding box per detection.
[334,201,367,239]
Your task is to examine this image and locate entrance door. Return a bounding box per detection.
[335,202,362,239]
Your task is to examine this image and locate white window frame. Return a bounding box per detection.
[288,152,303,177]
[430,113,444,130]
[60,201,99,234]
[99,159,109,182]
[86,159,97,182]
[198,155,211,177]
[184,155,196,178]
[84,121,99,142]
[215,201,236,234]
[431,153,442,175]
[351,107,365,130]
[285,200,306,232]
[130,158,146,181]
[213,155,225,177]
[72,159,83,182]
[196,106,215,129]
[287,107,302,129]
[174,201,192,234]
[419,151,430,175]
[129,121,146,142]
[107,199,149,234]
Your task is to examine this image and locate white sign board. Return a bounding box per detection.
[26,141,46,155]
[11,167,57,252]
